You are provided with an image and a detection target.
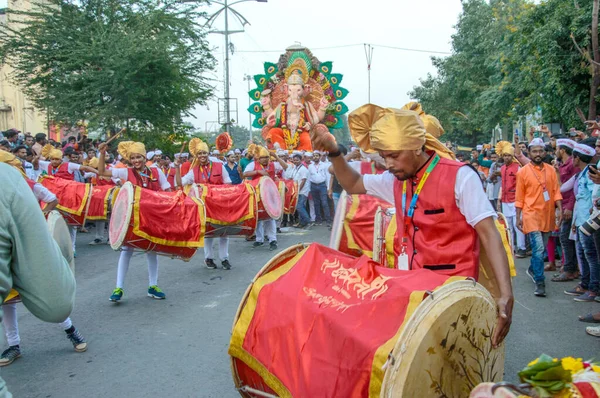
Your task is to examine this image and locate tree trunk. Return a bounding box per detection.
[589,0,600,119]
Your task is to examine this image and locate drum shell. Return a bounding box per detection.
[279,179,298,215]
[86,185,118,221]
[248,177,283,221]
[39,176,91,226]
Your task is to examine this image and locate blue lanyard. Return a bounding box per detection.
[401,155,440,218]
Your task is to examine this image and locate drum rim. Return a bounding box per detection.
[258,177,282,220]
[230,243,308,396]
[47,210,75,272]
[109,182,134,250]
[86,184,115,221]
[328,190,347,250]
[372,206,384,263]
[381,280,501,397]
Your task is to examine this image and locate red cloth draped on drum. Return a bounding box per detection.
[280,179,298,215]
[86,185,115,220]
[199,183,256,225]
[341,194,393,258]
[133,187,204,247]
[229,243,463,398]
[39,176,91,225]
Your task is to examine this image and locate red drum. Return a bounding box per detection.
[229,243,504,398]
[39,175,92,226]
[249,177,283,220]
[86,185,118,221]
[188,183,257,237]
[279,179,298,215]
[108,182,205,260]
[329,191,394,259]
[373,206,396,268]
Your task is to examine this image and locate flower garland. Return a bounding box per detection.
[280,103,306,150]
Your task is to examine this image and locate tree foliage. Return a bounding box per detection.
[0,0,216,134]
[410,0,599,145]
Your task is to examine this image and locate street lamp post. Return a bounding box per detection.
[243,74,253,142]
[206,0,267,131]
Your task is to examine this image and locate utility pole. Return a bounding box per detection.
[364,43,374,103]
[243,74,253,141]
[206,0,267,131]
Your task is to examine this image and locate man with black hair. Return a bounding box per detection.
[564,141,599,302]
[3,130,18,150]
[32,133,47,157]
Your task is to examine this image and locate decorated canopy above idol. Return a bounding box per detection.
[248,44,349,151]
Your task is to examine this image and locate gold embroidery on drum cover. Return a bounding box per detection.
[320,258,391,300]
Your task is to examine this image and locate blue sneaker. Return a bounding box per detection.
[109,287,123,302]
[148,285,165,300]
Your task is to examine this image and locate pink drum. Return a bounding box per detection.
[249,177,282,221]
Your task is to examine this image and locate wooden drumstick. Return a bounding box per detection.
[105,128,126,145]
[178,141,187,156]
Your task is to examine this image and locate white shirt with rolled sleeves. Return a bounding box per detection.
[363,167,496,228]
[243,161,284,175]
[109,167,171,191]
[307,162,328,185]
[32,182,57,203]
[284,164,310,196]
[180,158,231,186]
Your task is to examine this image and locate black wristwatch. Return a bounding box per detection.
[328,149,342,158]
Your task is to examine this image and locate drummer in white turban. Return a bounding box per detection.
[311,103,514,349]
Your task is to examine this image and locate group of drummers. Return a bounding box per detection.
[0,100,519,396]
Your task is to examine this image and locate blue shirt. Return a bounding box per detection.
[224,163,242,185]
[574,166,595,227]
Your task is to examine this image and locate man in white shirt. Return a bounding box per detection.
[284,153,310,228]
[308,150,332,226]
[12,145,36,180]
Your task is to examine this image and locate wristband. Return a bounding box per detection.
[328,149,342,158]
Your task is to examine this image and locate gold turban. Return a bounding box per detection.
[41,144,63,160]
[400,102,445,138]
[348,104,455,160]
[0,149,24,170]
[189,138,209,157]
[117,141,146,160]
[249,143,270,158]
[495,141,514,156]
[88,157,99,169]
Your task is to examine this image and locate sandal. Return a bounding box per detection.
[579,313,600,323]
[544,263,557,272]
[552,273,576,282]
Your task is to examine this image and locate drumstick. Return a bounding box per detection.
[105,128,126,145]
[178,141,187,156]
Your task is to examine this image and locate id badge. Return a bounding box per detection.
[397,253,409,270]
[543,190,550,202]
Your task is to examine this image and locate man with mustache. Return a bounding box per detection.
[516,138,563,298]
[310,104,513,349]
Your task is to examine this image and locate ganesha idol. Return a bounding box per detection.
[247,45,349,151]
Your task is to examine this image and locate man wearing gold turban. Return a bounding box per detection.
[311,103,513,348]
[175,138,234,270]
[97,141,172,303]
[242,144,289,251]
[36,144,97,180]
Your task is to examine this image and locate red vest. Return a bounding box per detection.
[360,161,385,175]
[162,166,176,187]
[500,162,519,203]
[192,161,224,185]
[392,156,479,279]
[26,178,36,191]
[127,167,161,191]
[251,161,276,181]
[181,161,191,176]
[48,162,73,180]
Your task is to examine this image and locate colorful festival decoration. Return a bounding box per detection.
[248,44,349,151]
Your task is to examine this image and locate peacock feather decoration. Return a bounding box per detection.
[247,44,349,131]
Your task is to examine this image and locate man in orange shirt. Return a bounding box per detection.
[516,138,563,297]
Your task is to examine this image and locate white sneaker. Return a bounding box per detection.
[586,326,600,337]
[88,238,104,246]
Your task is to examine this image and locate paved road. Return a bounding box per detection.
[2,225,598,397]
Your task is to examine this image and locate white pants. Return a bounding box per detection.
[116,247,158,289]
[308,197,316,222]
[69,226,77,252]
[95,221,106,240]
[502,202,526,251]
[2,303,73,346]
[256,219,277,243]
[204,237,229,261]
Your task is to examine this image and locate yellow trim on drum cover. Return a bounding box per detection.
[343,194,374,258]
[229,247,309,398]
[385,213,397,268]
[200,183,256,226]
[369,276,466,397]
[495,218,517,277]
[85,186,113,220]
[132,186,204,248]
[188,196,206,247]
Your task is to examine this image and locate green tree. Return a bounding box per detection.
[0,0,216,134]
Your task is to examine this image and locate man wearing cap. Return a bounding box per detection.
[515,138,563,297]
[564,140,599,302]
[285,153,310,228]
[224,151,242,185]
[308,150,332,227]
[311,104,513,348]
[496,141,527,257]
[552,138,579,281]
[145,151,155,167]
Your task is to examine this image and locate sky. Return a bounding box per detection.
[189,0,464,132]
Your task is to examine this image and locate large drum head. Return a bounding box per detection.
[328,191,347,249]
[47,210,75,272]
[258,177,282,220]
[109,182,134,250]
[382,280,504,397]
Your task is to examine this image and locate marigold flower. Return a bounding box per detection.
[561,357,584,374]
